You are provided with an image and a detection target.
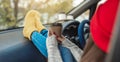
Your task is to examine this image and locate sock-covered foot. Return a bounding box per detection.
[23,10,38,40]
[33,10,46,32]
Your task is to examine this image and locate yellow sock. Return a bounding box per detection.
[23,10,38,40]
[33,11,46,32]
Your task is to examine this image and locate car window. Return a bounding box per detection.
[0,0,84,31]
[75,10,89,22]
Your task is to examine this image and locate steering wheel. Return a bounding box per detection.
[78,20,90,49]
[62,20,82,49]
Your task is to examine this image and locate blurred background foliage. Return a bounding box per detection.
[0,0,80,30]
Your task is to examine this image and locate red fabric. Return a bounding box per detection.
[90,0,119,53]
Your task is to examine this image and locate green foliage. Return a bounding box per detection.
[0,0,16,28]
[0,0,74,30]
[38,0,73,16]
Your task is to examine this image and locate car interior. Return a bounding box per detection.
[0,0,98,62]
[0,0,119,62]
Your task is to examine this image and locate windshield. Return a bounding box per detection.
[0,0,83,31]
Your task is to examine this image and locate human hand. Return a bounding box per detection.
[47,28,58,46]
[57,35,66,42]
[49,28,64,43]
[48,28,55,36]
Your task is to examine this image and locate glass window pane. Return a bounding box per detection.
[75,10,89,23]
[0,0,84,30]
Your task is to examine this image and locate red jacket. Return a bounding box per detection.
[90,0,119,53]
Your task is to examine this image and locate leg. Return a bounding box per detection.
[59,45,76,62]
[40,29,48,38]
[31,31,48,57]
[23,10,48,57]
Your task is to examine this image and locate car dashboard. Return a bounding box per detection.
[0,28,46,62]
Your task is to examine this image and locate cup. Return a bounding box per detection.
[50,23,62,37]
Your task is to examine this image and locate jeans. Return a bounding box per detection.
[31,29,75,62]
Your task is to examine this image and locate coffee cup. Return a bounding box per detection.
[50,23,62,37]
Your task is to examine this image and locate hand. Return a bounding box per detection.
[48,28,54,36]
[57,35,66,42]
[47,28,58,46]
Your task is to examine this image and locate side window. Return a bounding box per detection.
[75,10,89,22]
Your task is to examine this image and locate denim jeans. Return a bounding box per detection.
[31,29,75,62]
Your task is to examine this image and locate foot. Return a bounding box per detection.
[23,10,38,40]
[33,11,45,32]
